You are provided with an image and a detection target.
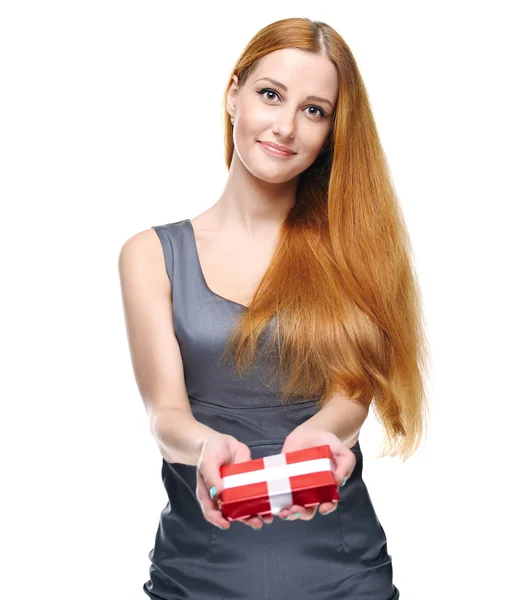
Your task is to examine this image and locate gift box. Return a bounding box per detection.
[218,444,340,521]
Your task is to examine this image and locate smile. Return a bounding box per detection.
[257,141,296,158]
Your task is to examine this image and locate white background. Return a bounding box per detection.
[1,1,508,598]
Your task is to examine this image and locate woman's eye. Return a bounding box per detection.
[305,106,326,119]
[258,88,280,103]
[257,88,326,119]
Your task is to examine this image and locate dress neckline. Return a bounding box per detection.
[185,219,249,310]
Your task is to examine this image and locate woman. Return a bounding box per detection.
[119,17,429,599]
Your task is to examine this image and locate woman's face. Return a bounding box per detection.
[227,48,339,184]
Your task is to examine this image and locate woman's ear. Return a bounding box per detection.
[226,74,239,117]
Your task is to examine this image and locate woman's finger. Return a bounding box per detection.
[317,500,338,515]
[196,469,231,530]
[331,446,356,486]
[238,515,265,529]
[278,503,317,521]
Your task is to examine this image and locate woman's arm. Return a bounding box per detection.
[293,392,371,447]
[150,407,224,467]
[118,230,226,467]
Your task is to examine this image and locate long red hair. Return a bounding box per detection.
[218,17,431,461]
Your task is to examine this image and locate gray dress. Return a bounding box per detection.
[143,219,399,599]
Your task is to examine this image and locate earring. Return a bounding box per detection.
[231,115,235,124]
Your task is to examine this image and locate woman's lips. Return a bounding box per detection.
[257,141,295,157]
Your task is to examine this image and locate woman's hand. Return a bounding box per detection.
[277,426,357,521]
[196,434,274,531]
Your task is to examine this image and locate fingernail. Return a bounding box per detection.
[284,512,300,520]
[340,476,348,487]
[251,526,261,530]
[320,509,335,516]
[218,525,225,530]
[209,486,217,499]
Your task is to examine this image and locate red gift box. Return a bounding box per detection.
[218,444,340,521]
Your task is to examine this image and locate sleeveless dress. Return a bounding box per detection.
[143,219,400,600]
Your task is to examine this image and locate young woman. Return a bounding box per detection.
[119,17,429,600]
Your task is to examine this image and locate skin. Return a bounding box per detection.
[197,48,348,530]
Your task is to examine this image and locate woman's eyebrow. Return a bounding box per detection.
[254,77,334,110]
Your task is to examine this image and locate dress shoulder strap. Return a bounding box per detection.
[152,218,240,321]
[152,219,199,300]
[152,222,177,285]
